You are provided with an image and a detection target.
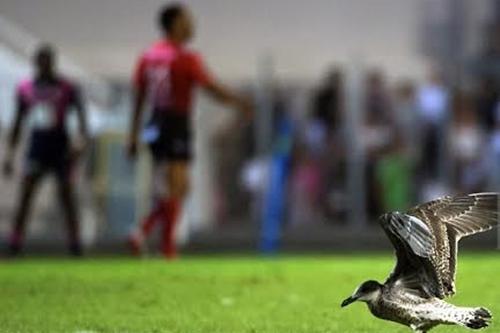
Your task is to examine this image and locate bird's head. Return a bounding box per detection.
[341,280,382,307]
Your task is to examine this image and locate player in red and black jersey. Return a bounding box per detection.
[3,45,89,256]
[127,3,251,258]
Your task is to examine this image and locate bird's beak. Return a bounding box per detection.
[341,296,357,308]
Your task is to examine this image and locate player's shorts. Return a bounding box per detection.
[143,111,192,162]
[24,129,72,179]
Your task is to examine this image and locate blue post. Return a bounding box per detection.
[260,116,293,254]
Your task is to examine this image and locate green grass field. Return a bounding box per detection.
[0,254,499,333]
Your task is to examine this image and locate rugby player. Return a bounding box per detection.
[127,3,251,258]
[3,45,88,256]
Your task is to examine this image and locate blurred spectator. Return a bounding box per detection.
[393,80,419,161]
[362,70,394,219]
[289,145,322,227]
[485,105,500,191]
[301,67,346,222]
[311,68,344,139]
[476,77,499,132]
[484,23,500,58]
[416,69,450,180]
[364,70,393,125]
[376,140,412,212]
[378,80,419,210]
[449,92,486,193]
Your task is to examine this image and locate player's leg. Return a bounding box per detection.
[141,163,168,235]
[56,168,82,256]
[8,172,42,255]
[127,125,167,255]
[128,164,167,255]
[161,160,190,258]
[131,198,164,243]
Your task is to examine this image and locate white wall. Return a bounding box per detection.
[0,0,425,82]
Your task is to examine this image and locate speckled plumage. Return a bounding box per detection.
[342,193,499,332]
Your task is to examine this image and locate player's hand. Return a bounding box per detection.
[2,158,14,179]
[238,98,253,123]
[126,138,138,160]
[71,139,88,163]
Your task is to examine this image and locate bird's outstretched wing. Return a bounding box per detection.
[381,193,499,299]
[380,212,443,298]
[410,193,499,239]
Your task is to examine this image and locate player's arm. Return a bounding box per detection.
[193,55,252,119]
[73,86,90,158]
[127,57,147,159]
[3,93,28,177]
[203,80,252,119]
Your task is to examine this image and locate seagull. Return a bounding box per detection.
[341,193,499,332]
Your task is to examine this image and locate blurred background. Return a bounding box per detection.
[1,0,500,254]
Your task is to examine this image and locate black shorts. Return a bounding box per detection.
[144,112,192,162]
[25,129,71,179]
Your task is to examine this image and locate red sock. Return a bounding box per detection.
[140,202,165,236]
[161,198,180,259]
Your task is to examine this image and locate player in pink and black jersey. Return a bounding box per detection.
[3,45,89,256]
